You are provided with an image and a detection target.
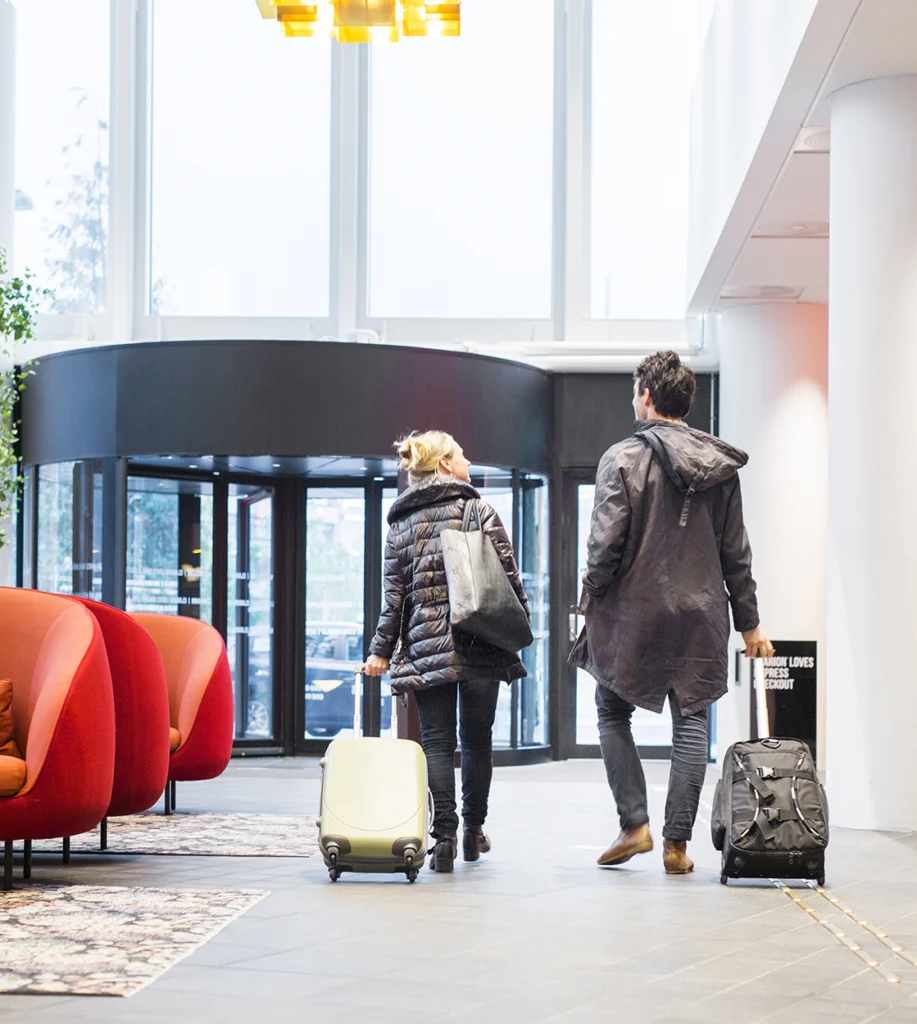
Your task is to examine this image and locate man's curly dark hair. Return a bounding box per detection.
[633,351,696,420]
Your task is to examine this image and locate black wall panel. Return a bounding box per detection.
[554,373,715,468]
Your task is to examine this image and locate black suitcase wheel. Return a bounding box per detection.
[817,876,826,887]
[329,868,342,882]
[720,873,728,885]
[407,869,419,883]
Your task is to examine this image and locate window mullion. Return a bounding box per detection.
[330,43,362,339]
[562,0,587,344]
[110,0,138,343]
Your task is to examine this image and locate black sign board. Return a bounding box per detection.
[747,641,818,764]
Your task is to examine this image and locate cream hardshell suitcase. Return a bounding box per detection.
[318,671,431,882]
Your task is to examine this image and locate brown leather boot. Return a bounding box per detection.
[663,840,694,875]
[462,827,491,862]
[597,824,654,867]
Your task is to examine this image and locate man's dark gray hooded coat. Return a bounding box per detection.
[569,420,760,716]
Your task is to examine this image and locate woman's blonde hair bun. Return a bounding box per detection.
[395,430,457,478]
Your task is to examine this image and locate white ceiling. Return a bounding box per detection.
[716,0,917,311]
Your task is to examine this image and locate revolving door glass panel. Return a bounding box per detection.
[228,484,275,740]
[305,488,366,741]
[126,475,214,619]
[37,461,103,599]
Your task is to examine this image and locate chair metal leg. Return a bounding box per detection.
[3,841,13,891]
[23,840,31,880]
[170,780,177,812]
[62,836,71,864]
[100,817,108,851]
[164,785,171,816]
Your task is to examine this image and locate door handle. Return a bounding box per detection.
[569,605,578,643]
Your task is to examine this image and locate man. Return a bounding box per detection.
[570,351,773,875]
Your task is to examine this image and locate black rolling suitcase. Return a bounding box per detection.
[712,658,829,885]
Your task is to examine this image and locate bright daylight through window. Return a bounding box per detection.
[150,0,331,317]
[590,0,716,319]
[13,0,110,316]
[9,0,720,335]
[369,0,554,320]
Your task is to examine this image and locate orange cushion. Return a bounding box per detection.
[169,727,182,752]
[0,679,21,759]
[0,754,27,797]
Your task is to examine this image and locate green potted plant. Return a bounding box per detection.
[0,246,45,551]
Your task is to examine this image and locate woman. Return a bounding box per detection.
[364,430,530,873]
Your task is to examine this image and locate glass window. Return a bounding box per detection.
[305,489,365,740]
[126,476,214,620]
[228,484,274,740]
[575,483,671,747]
[149,0,331,316]
[368,0,554,319]
[13,0,111,314]
[1,465,18,587]
[520,476,549,747]
[37,461,102,599]
[589,0,716,319]
[474,470,515,747]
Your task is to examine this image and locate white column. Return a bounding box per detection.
[0,0,14,588]
[715,303,829,767]
[828,75,917,830]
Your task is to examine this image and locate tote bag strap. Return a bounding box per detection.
[461,498,483,532]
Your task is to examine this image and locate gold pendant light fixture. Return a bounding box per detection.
[256,1,460,41]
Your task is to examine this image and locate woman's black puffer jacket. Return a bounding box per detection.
[369,475,530,695]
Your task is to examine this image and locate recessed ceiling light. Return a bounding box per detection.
[794,127,830,153]
[272,463,281,468]
[189,464,198,469]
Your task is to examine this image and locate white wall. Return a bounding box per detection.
[827,77,917,830]
[715,303,828,767]
[688,0,818,303]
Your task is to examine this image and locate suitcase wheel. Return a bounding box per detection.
[329,868,342,882]
[817,876,826,887]
[720,873,728,886]
[407,868,419,883]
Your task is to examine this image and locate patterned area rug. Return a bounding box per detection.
[34,812,320,858]
[0,884,267,996]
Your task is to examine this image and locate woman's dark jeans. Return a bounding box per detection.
[595,684,708,842]
[414,680,501,839]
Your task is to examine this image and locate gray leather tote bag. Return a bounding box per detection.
[440,499,533,653]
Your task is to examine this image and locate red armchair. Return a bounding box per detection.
[129,614,234,811]
[73,598,170,842]
[0,588,115,889]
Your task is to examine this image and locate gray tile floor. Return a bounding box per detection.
[2,758,916,1023]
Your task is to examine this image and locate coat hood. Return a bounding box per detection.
[634,421,748,527]
[387,474,480,524]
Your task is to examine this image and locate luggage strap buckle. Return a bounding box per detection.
[758,766,776,780]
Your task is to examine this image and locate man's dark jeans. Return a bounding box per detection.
[595,684,708,842]
[414,679,501,839]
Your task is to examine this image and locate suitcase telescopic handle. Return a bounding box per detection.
[753,657,771,738]
[353,669,400,737]
[353,669,362,736]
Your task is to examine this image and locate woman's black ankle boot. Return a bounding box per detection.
[429,836,457,872]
